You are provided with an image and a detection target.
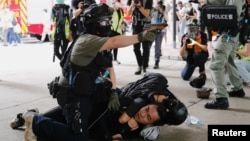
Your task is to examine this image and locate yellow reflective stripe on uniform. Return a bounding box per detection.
[65,18,70,40]
[51,27,55,41]
[242,56,250,61]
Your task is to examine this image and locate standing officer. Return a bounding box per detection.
[51,0,73,61]
[202,0,247,109]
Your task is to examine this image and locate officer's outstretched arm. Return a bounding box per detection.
[100,30,156,51]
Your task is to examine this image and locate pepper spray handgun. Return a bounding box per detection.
[143,23,168,31]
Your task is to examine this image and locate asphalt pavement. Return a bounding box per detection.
[0,38,250,141]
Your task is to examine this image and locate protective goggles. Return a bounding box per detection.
[98,17,111,26]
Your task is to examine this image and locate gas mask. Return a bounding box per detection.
[187,26,199,40]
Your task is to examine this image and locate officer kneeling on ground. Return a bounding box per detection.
[22,3,159,141]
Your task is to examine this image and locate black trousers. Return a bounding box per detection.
[133,41,152,69]
[54,27,69,60]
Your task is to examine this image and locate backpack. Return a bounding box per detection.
[120,73,169,99]
[201,0,246,37]
[201,5,237,31]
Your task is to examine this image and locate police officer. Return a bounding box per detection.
[21,73,187,141]
[51,0,72,61]
[202,0,247,109]
[23,3,156,141]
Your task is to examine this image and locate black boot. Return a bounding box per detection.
[134,67,142,75]
[153,61,159,69]
[228,88,245,97]
[204,97,229,109]
[143,67,147,73]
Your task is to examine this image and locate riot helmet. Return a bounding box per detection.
[156,98,188,125]
[83,3,113,37]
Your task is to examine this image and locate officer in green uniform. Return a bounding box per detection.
[202,0,247,109]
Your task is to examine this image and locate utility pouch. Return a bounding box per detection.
[71,108,86,134]
[72,72,94,95]
[57,85,72,106]
[94,74,112,102]
[63,102,86,134]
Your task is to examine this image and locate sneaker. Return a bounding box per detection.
[228,88,245,97]
[24,115,37,141]
[10,113,25,129]
[10,108,39,129]
[204,98,229,109]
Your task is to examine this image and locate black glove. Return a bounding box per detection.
[47,76,60,98]
[108,89,120,111]
[138,30,156,42]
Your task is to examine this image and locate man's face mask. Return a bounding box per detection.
[98,18,111,26]
[96,17,112,37]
